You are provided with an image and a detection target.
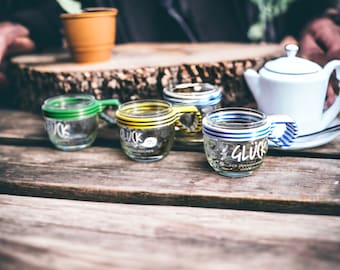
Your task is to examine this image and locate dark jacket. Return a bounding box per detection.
[1,0,63,50]
[83,0,338,43]
[2,0,339,49]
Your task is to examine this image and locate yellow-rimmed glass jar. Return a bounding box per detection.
[116,99,202,162]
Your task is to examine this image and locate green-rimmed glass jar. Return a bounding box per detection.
[42,94,120,151]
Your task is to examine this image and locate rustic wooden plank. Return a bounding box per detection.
[9,43,283,112]
[1,109,339,158]
[0,144,339,215]
[0,110,46,140]
[11,43,282,72]
[0,194,339,270]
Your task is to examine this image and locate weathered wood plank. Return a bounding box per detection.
[0,144,339,215]
[9,43,283,112]
[1,109,339,157]
[0,195,339,270]
[0,110,46,140]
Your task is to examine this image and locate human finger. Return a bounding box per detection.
[299,33,326,65]
[7,36,35,54]
[308,18,340,54]
[0,23,30,62]
[0,22,30,43]
[0,22,29,35]
[325,84,336,108]
[280,35,298,47]
[301,18,340,62]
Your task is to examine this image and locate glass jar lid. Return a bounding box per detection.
[264,44,321,75]
[42,94,103,120]
[202,107,271,141]
[116,99,178,128]
[164,82,221,99]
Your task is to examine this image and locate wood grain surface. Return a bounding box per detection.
[0,110,339,214]
[1,110,339,157]
[0,107,339,269]
[11,43,282,72]
[1,144,339,215]
[9,42,283,112]
[1,194,340,270]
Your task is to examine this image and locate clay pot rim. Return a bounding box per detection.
[60,8,118,19]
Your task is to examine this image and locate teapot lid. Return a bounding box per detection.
[264,44,321,75]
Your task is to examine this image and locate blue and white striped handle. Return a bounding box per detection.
[268,115,298,147]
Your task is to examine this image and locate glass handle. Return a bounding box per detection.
[173,105,202,135]
[267,115,298,147]
[98,99,121,111]
[98,99,121,125]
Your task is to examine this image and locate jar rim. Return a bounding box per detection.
[164,94,221,106]
[202,107,270,141]
[204,107,267,129]
[42,94,100,120]
[164,83,221,100]
[116,99,176,123]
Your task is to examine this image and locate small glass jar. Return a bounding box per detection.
[42,94,120,151]
[203,107,297,178]
[163,83,222,145]
[116,99,202,162]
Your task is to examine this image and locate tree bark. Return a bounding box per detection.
[9,42,283,112]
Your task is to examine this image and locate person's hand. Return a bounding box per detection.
[299,17,340,107]
[299,17,340,65]
[0,22,35,87]
[0,22,35,61]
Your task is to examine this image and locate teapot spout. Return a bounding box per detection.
[244,69,261,102]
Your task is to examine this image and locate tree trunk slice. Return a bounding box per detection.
[9,42,283,112]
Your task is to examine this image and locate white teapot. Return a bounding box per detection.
[244,44,340,136]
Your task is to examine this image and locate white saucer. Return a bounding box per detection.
[269,118,340,151]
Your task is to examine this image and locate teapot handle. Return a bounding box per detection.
[320,60,340,130]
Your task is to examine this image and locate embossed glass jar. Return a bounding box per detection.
[42,94,120,151]
[116,99,202,162]
[203,107,297,177]
[163,82,222,145]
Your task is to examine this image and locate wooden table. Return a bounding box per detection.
[0,109,339,269]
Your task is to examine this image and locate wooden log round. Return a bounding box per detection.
[9,42,283,112]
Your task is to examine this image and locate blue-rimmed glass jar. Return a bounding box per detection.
[163,83,222,145]
[42,94,120,151]
[203,107,297,177]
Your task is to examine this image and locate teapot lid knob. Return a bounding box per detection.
[285,44,299,57]
[264,43,321,74]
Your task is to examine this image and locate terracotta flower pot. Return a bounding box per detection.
[60,8,118,63]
